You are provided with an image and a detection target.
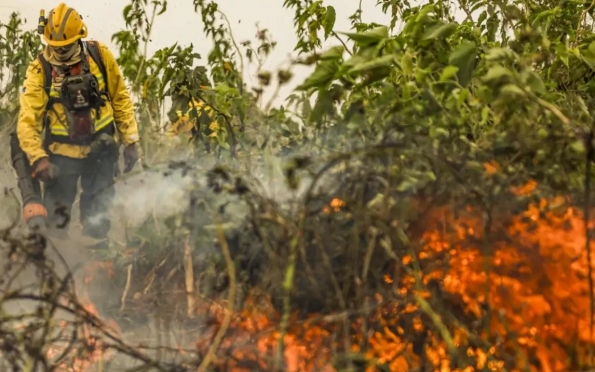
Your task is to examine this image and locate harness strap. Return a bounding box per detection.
[37,40,112,147]
[85,41,109,99]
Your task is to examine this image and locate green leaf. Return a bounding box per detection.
[480,106,490,124]
[457,88,469,109]
[361,67,392,85]
[348,54,396,74]
[570,140,585,154]
[415,4,436,22]
[217,136,231,150]
[342,55,366,69]
[448,41,476,87]
[523,70,546,94]
[157,1,168,15]
[396,176,417,192]
[484,47,516,62]
[477,10,487,26]
[430,127,448,138]
[301,95,312,118]
[320,45,344,60]
[582,42,595,72]
[401,52,414,75]
[576,95,590,116]
[555,43,569,67]
[367,193,387,209]
[297,60,338,90]
[421,22,457,42]
[483,66,513,84]
[537,128,548,138]
[309,89,333,123]
[499,84,526,99]
[323,6,336,39]
[341,26,388,47]
[466,161,484,172]
[531,7,562,24]
[440,65,459,81]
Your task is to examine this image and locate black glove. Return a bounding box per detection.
[123,143,138,173]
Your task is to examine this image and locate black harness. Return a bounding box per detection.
[38,40,114,146]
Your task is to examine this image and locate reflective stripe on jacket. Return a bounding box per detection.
[46,62,114,139]
[17,41,139,165]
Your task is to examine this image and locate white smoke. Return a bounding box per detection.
[88,165,199,230]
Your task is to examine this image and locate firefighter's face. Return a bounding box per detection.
[51,43,77,57]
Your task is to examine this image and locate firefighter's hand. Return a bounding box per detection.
[123,143,138,173]
[31,157,57,182]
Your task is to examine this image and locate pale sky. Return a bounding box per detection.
[1,0,393,108]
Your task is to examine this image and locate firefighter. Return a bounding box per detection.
[165,94,219,151]
[16,3,139,249]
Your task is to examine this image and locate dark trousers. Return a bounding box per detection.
[43,153,116,240]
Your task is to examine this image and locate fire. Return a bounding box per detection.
[45,260,120,371]
[191,295,334,371]
[193,193,595,371]
[323,197,345,214]
[411,196,594,371]
[40,184,595,371]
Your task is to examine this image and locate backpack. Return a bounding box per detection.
[38,40,110,107]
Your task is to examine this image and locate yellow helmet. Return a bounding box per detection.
[42,3,88,47]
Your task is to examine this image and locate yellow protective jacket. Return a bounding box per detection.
[17,41,139,165]
[165,98,218,139]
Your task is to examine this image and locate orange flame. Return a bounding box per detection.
[45,260,120,371]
